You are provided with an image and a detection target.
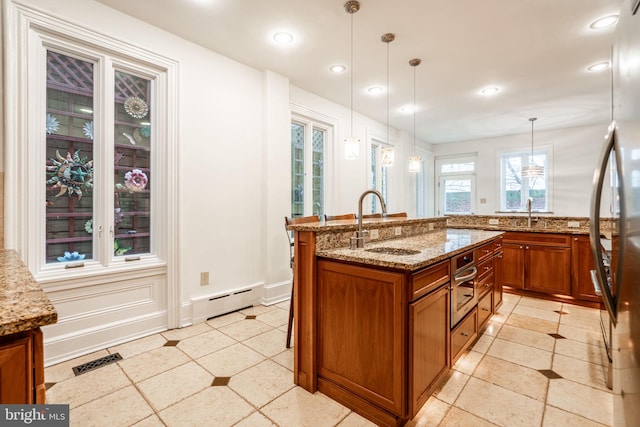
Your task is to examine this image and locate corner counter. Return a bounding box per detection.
[0,250,57,404]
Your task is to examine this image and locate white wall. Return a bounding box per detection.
[432,123,610,217]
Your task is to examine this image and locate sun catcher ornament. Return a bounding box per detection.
[46,150,94,200]
[124,96,149,119]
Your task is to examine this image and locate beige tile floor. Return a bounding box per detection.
[45,293,613,426]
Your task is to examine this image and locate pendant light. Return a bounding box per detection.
[522,117,544,177]
[343,1,360,160]
[380,33,395,167]
[408,58,421,173]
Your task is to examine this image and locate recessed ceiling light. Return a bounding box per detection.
[273,32,294,44]
[588,61,610,72]
[367,86,384,95]
[480,87,500,96]
[329,64,346,73]
[590,15,619,29]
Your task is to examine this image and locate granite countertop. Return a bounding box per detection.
[0,250,57,336]
[317,228,503,271]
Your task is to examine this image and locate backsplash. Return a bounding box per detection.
[314,217,448,251]
[445,214,617,237]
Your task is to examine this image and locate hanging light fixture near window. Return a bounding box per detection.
[380,33,395,167]
[522,117,544,177]
[408,58,422,173]
[343,1,361,160]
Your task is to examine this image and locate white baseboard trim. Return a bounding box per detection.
[261,279,292,306]
[43,311,167,366]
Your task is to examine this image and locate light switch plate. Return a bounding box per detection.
[394,226,402,236]
[200,272,209,286]
[370,229,379,240]
[567,221,580,228]
[489,219,499,225]
[428,223,435,231]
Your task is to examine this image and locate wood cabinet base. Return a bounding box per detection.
[0,328,45,404]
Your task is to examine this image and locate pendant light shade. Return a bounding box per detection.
[343,1,360,159]
[408,58,421,173]
[381,33,395,167]
[522,117,544,177]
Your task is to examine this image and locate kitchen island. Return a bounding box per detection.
[287,217,502,426]
[0,250,57,403]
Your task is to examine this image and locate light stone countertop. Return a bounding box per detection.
[316,228,503,271]
[0,250,57,336]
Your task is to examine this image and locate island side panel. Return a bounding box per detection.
[316,260,407,418]
[294,230,317,392]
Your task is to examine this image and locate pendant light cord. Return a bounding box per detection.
[350,10,354,136]
[412,62,416,155]
[386,40,389,145]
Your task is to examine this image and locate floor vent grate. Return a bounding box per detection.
[72,353,123,376]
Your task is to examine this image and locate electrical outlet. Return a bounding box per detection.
[567,221,580,228]
[200,272,209,286]
[394,226,402,236]
[489,219,499,225]
[370,229,379,240]
[428,223,435,231]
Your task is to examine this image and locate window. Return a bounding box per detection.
[291,118,329,217]
[369,141,389,213]
[46,53,153,263]
[500,148,551,211]
[436,156,477,215]
[8,13,178,280]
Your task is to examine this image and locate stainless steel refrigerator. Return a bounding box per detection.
[590,1,640,426]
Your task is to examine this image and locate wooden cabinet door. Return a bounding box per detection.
[409,285,449,417]
[0,336,33,403]
[317,260,406,416]
[571,236,600,302]
[501,243,525,290]
[525,245,571,295]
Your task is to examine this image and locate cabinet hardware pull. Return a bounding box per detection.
[461,332,469,337]
[482,307,490,311]
[65,261,85,269]
[125,256,141,262]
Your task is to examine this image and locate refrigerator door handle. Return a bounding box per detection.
[589,121,618,324]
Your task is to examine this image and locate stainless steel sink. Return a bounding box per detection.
[365,247,420,256]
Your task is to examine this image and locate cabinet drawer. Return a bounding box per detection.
[477,257,493,281]
[493,238,503,253]
[451,308,477,364]
[475,242,494,262]
[477,271,494,298]
[502,232,571,247]
[411,260,450,301]
[478,290,493,329]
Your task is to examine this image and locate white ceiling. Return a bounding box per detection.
[95,0,621,144]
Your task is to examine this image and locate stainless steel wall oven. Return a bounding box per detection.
[450,249,478,326]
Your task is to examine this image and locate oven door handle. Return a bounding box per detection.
[453,266,477,284]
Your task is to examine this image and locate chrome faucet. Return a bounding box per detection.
[351,189,387,249]
[527,197,533,228]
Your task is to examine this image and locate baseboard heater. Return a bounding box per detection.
[191,284,261,324]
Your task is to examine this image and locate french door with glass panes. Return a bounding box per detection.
[291,120,325,217]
